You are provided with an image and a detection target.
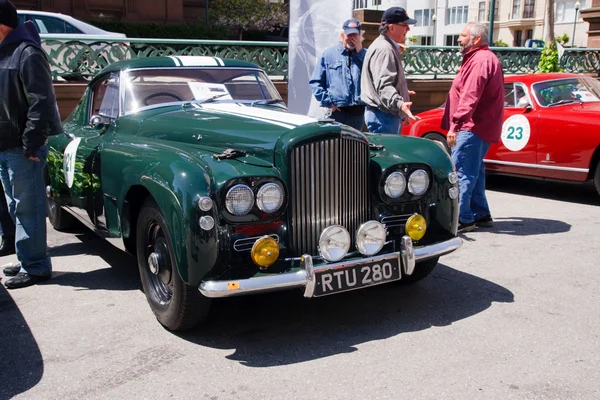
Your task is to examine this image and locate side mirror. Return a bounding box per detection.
[523,104,533,114]
[89,115,107,129]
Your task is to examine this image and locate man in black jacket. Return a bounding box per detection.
[0,0,62,289]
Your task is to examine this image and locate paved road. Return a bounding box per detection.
[1,176,599,400]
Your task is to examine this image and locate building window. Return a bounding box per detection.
[445,34,460,46]
[372,0,381,6]
[415,8,435,27]
[478,1,486,21]
[420,36,432,45]
[512,0,522,19]
[523,0,535,18]
[555,0,585,22]
[526,29,533,41]
[515,30,523,46]
[445,5,468,25]
[488,0,499,21]
[353,0,367,9]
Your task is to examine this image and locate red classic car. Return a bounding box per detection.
[402,73,600,196]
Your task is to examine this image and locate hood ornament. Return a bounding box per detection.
[213,148,247,160]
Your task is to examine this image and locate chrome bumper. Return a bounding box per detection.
[199,236,462,299]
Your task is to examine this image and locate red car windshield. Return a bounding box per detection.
[532,77,600,107]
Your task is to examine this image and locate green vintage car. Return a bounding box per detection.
[46,56,462,331]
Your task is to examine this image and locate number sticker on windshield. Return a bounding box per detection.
[63,138,81,188]
[501,114,530,151]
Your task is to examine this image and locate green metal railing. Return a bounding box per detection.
[40,35,600,81]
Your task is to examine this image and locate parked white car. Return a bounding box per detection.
[17,10,126,38]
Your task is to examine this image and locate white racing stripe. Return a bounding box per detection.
[168,56,220,67]
[200,103,318,129]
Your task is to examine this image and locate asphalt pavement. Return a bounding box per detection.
[1,175,599,400]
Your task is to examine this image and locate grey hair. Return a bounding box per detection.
[379,23,390,35]
[467,22,489,45]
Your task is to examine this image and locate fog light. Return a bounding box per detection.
[199,216,215,231]
[355,221,386,256]
[198,196,213,211]
[251,236,280,268]
[405,214,427,241]
[449,187,459,199]
[448,172,458,185]
[318,225,351,262]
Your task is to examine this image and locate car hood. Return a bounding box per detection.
[133,103,340,167]
[569,102,600,114]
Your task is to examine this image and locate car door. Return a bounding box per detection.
[485,82,540,175]
[60,73,119,231]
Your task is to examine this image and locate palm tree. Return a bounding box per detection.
[545,0,555,43]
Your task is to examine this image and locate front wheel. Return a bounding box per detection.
[423,133,450,154]
[400,257,439,285]
[136,198,211,331]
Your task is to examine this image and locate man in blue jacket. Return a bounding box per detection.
[0,0,62,289]
[309,19,367,131]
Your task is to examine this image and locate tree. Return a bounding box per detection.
[538,0,561,73]
[211,0,288,40]
[544,0,555,43]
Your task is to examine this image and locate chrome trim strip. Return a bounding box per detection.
[233,234,279,252]
[198,237,462,298]
[484,159,589,173]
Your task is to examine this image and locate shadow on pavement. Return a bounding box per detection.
[47,231,141,292]
[487,175,599,206]
[0,285,43,398]
[176,264,514,367]
[460,216,571,239]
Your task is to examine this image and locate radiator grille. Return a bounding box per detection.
[289,137,369,256]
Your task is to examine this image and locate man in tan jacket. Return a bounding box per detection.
[361,7,417,134]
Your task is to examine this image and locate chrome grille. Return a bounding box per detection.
[289,137,369,255]
[380,214,413,229]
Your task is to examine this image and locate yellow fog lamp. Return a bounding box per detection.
[251,236,280,268]
[405,214,427,241]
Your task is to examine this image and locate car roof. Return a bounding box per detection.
[505,73,582,85]
[17,9,123,36]
[92,56,261,83]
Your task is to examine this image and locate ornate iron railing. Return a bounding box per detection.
[40,35,288,81]
[39,35,600,81]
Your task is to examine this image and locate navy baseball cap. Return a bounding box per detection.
[342,19,361,35]
[381,7,417,25]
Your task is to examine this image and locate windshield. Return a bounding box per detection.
[532,77,600,107]
[122,68,283,114]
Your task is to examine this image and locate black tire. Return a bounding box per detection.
[594,162,600,197]
[46,196,75,231]
[136,197,210,331]
[423,133,450,154]
[400,257,439,285]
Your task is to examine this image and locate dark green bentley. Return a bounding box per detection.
[46,56,462,331]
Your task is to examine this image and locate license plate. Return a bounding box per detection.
[313,256,401,297]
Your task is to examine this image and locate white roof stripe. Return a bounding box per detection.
[200,104,297,129]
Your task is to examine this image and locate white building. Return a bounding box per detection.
[354,0,591,47]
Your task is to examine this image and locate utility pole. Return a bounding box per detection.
[488,0,496,44]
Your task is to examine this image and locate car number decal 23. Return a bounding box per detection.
[63,138,81,188]
[501,114,531,151]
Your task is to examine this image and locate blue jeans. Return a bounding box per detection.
[0,145,51,276]
[364,107,401,134]
[451,131,491,224]
[330,109,365,131]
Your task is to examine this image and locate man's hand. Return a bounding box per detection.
[28,156,40,162]
[400,102,419,121]
[350,35,363,52]
[447,131,457,148]
[408,90,416,95]
[331,104,340,112]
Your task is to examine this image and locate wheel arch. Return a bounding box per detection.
[588,145,600,181]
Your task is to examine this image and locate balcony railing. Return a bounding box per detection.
[40,35,600,81]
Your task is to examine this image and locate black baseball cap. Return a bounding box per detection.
[343,19,361,35]
[381,7,417,25]
[0,0,18,29]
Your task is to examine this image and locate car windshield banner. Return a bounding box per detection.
[287,0,353,118]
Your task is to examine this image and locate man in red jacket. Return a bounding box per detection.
[441,22,504,233]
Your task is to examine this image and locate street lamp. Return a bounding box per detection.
[432,14,437,46]
[572,1,581,47]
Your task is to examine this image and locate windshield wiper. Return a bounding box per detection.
[194,93,231,105]
[250,99,287,106]
[547,99,576,107]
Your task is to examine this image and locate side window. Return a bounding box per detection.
[515,84,529,107]
[17,14,26,25]
[91,75,120,119]
[33,16,66,34]
[504,83,516,107]
[65,22,82,34]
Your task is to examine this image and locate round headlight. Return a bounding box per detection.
[408,169,430,195]
[198,196,213,211]
[256,183,284,213]
[318,225,351,262]
[199,216,215,231]
[449,187,459,199]
[355,221,387,256]
[225,184,254,216]
[448,171,459,185]
[385,171,406,198]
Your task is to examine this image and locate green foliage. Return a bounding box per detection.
[556,33,570,46]
[538,42,562,73]
[47,146,100,198]
[86,20,228,40]
[493,39,509,47]
[407,36,418,44]
[210,0,288,40]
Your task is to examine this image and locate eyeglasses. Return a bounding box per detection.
[395,23,410,28]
